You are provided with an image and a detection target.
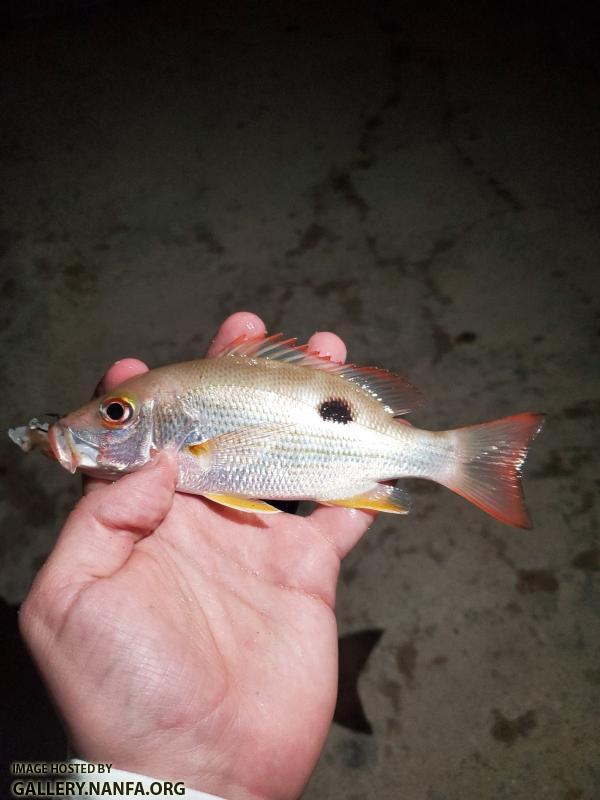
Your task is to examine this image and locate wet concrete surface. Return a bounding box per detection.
[1,1,599,797]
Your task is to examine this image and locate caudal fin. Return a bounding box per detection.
[444,412,545,529]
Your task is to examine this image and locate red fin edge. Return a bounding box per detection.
[218,332,425,416]
[447,412,545,529]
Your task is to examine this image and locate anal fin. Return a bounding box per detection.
[322,484,410,514]
[203,493,282,514]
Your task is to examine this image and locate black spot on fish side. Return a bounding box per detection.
[319,397,353,424]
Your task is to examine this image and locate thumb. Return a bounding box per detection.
[44,453,177,589]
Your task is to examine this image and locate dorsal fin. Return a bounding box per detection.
[217,333,425,416]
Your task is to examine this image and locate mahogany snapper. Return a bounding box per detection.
[9,333,544,527]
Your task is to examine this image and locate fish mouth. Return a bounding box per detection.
[48,424,100,474]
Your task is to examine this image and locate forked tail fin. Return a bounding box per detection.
[444,412,545,529]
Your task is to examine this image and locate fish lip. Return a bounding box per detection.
[48,424,99,474]
[48,424,76,473]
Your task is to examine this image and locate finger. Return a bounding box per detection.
[206,311,266,357]
[96,358,149,396]
[46,453,177,589]
[310,505,378,559]
[306,331,347,363]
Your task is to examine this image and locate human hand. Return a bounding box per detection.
[20,312,378,800]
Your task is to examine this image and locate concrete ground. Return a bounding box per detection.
[1,1,599,798]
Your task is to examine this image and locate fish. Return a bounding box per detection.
[9,333,545,527]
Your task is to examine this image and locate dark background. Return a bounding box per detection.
[1,1,599,798]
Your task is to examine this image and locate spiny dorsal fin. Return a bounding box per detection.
[217,333,425,417]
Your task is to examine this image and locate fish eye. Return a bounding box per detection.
[100,396,135,427]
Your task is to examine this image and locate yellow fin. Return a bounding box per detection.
[323,484,410,514]
[203,493,282,514]
[187,442,210,457]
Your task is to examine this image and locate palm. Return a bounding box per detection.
[64,494,342,799]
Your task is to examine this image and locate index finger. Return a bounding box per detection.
[206,311,266,357]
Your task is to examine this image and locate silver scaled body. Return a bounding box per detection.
[151,356,450,501]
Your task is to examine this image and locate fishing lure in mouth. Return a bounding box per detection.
[9,333,545,527]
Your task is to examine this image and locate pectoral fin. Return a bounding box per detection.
[185,424,294,468]
[203,493,283,514]
[185,426,292,514]
[322,484,410,514]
